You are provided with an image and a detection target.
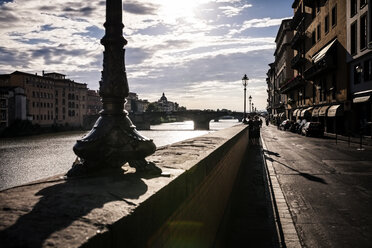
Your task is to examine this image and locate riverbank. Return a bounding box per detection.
[0,120,86,138]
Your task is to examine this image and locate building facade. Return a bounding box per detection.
[0,71,88,127]
[87,90,102,115]
[347,0,372,135]
[124,92,149,113]
[273,19,295,119]
[157,93,178,112]
[0,87,27,129]
[271,0,350,134]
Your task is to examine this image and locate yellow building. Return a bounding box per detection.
[0,71,88,127]
[283,0,348,134]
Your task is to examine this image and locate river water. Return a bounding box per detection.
[0,120,239,190]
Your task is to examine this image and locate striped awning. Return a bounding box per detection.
[312,107,320,117]
[300,107,313,117]
[327,105,343,117]
[353,96,370,103]
[319,105,330,117]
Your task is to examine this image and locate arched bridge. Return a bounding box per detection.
[130,110,244,130]
[84,110,244,131]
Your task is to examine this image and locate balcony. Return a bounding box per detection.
[279,76,306,94]
[291,8,305,29]
[304,56,336,80]
[291,53,307,69]
[291,31,306,49]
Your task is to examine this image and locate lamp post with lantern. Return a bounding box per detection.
[67,0,160,177]
[242,74,249,123]
[249,95,252,113]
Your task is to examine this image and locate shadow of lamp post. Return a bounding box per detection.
[242,74,249,123]
[67,0,161,177]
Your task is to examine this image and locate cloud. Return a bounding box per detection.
[219,4,252,17]
[124,1,159,15]
[229,17,291,35]
[0,0,291,111]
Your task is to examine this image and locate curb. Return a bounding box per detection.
[260,135,302,248]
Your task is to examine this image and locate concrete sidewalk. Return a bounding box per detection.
[215,142,284,247]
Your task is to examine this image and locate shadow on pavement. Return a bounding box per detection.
[264,153,327,185]
[0,170,148,247]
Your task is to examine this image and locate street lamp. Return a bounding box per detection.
[252,102,254,113]
[67,0,160,177]
[248,95,252,113]
[242,74,249,123]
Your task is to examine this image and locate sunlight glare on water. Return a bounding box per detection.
[0,120,239,190]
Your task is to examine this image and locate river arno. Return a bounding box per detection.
[0,120,239,191]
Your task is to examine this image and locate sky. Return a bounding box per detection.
[0,0,294,111]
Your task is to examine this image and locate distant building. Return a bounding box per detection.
[272,19,294,120]
[0,71,88,127]
[87,90,102,115]
[157,92,178,112]
[0,87,27,129]
[124,92,149,113]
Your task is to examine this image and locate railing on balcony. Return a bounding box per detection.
[279,76,306,94]
[291,8,305,29]
[291,31,306,49]
[304,56,336,80]
[291,53,307,69]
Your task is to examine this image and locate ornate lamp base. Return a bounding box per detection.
[66,113,161,177]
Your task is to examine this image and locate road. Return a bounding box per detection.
[261,124,372,248]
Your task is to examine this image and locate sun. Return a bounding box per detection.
[155,0,208,23]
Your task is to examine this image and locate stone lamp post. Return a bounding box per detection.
[242,74,249,123]
[67,0,160,176]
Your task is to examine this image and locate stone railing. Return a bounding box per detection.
[0,125,249,247]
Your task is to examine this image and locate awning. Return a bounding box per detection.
[293,109,299,116]
[312,107,320,117]
[353,95,370,103]
[327,104,343,117]
[279,112,284,117]
[319,105,330,116]
[300,107,313,117]
[296,109,303,117]
[312,39,337,64]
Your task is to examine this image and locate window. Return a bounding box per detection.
[331,5,337,27]
[364,59,372,81]
[312,30,316,45]
[360,0,367,8]
[317,24,321,41]
[360,14,368,50]
[324,15,329,33]
[351,0,357,17]
[351,21,357,55]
